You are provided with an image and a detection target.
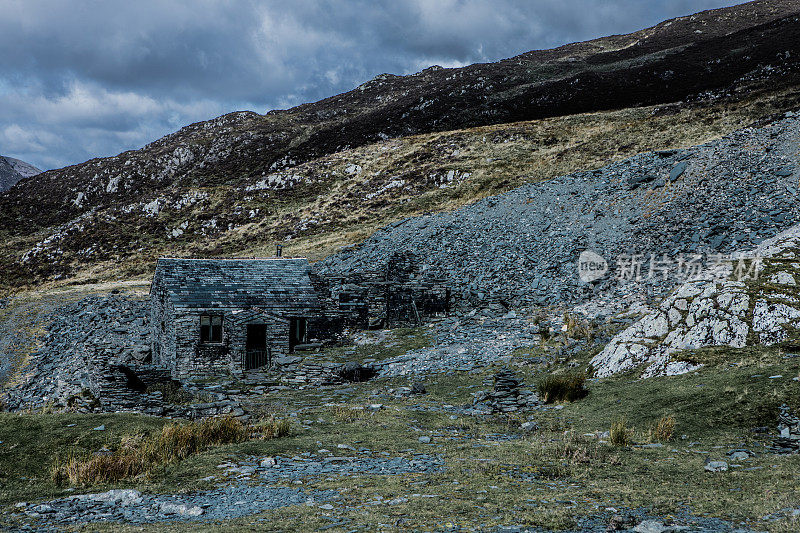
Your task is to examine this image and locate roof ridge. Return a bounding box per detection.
[151,256,319,310]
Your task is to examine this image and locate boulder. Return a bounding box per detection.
[339,362,376,382]
[704,459,729,472]
[410,382,427,394]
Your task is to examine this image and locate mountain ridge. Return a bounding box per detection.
[2,0,800,289]
[0,156,40,193]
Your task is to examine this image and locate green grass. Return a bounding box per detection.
[537,372,589,403]
[0,413,166,506]
[301,326,433,364]
[4,344,800,531]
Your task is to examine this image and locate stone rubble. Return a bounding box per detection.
[472,369,540,413]
[316,114,800,313]
[1,295,151,412]
[15,485,338,525]
[14,449,441,527]
[375,310,546,377]
[771,404,800,453]
[0,294,248,418]
[224,451,443,482]
[278,360,376,387]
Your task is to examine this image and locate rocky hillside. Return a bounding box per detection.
[2,0,800,290]
[317,112,800,309]
[0,156,40,193]
[4,109,799,409]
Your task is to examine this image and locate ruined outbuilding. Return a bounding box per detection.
[149,253,450,382]
[311,250,451,331]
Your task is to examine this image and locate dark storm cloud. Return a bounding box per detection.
[0,0,742,170]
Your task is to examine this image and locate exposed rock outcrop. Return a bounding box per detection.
[591,225,800,377]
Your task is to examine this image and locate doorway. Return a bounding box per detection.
[245,324,269,370]
[289,318,307,353]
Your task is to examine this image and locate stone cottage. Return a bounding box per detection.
[150,258,320,380]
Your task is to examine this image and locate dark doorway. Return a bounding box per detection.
[289,318,307,352]
[245,324,269,370]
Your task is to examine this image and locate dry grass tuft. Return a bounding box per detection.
[528,432,620,479]
[610,418,632,447]
[52,416,251,485]
[332,404,365,423]
[649,415,676,443]
[562,313,593,340]
[255,416,292,440]
[538,373,589,404]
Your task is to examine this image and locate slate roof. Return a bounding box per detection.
[151,258,319,313]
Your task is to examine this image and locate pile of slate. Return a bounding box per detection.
[277,358,378,387]
[314,114,800,311]
[281,361,345,387]
[771,404,800,453]
[472,369,539,413]
[1,295,152,412]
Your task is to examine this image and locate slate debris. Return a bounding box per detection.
[472,369,540,413]
[669,161,688,180]
[230,451,444,482]
[16,450,441,526]
[375,309,547,377]
[771,404,800,453]
[1,295,152,412]
[315,115,800,311]
[1,294,246,418]
[410,382,427,394]
[15,485,338,525]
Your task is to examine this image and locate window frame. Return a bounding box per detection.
[199,314,224,344]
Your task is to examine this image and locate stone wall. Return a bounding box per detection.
[86,347,172,415]
[163,307,301,381]
[149,251,449,381]
[227,310,289,374]
[172,309,232,381]
[310,251,450,330]
[150,294,174,369]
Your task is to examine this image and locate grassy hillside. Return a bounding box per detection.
[3,83,799,293]
[3,343,800,531]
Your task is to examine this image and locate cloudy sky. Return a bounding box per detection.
[1,0,742,171]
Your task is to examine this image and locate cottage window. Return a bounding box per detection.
[200,315,223,343]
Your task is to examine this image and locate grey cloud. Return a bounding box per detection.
[0,0,741,170]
